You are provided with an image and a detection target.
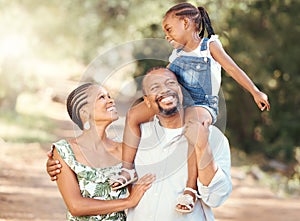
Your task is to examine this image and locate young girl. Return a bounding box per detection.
[111,2,270,213]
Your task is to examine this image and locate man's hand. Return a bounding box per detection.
[46,150,62,181]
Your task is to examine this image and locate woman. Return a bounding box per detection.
[48,82,155,220]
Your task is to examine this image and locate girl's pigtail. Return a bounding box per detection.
[198,7,215,38]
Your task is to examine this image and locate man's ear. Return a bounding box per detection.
[143,96,151,108]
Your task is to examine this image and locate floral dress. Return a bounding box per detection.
[52,139,127,221]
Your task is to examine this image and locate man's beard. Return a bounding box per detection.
[156,94,181,116]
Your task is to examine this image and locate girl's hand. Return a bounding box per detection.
[127,174,156,207]
[253,91,270,111]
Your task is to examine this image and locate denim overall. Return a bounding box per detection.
[168,38,219,123]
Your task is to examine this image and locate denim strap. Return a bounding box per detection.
[175,37,209,53]
[200,37,209,51]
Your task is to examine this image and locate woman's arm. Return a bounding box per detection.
[210,41,270,111]
[53,148,154,217]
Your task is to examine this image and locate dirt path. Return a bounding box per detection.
[1,141,300,221]
[0,142,66,220]
[214,167,300,221]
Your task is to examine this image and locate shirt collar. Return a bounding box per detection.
[153,116,185,149]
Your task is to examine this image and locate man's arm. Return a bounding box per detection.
[46,149,62,181]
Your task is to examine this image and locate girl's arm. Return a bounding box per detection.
[210,41,270,111]
[122,101,156,168]
[53,148,154,217]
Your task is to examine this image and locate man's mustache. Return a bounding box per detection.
[155,92,178,103]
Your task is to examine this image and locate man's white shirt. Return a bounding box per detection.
[126,116,232,221]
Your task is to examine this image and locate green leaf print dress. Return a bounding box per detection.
[53,139,127,221]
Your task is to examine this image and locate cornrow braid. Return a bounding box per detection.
[165,3,215,38]
[66,83,94,130]
[198,6,215,38]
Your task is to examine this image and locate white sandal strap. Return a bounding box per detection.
[109,168,137,187]
[184,187,201,199]
[177,194,194,211]
[109,175,128,184]
[120,167,136,180]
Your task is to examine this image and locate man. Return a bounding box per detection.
[47,67,232,221]
[126,67,231,221]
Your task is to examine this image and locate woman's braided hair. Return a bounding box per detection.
[66,83,94,130]
[165,2,215,38]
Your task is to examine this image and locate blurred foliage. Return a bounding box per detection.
[0,110,56,143]
[0,0,299,167]
[221,0,300,163]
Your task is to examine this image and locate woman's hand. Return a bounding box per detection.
[127,174,156,207]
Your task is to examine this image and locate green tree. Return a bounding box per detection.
[1,0,298,164]
[222,0,300,161]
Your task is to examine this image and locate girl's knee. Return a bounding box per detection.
[185,106,212,124]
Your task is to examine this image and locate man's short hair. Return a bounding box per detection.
[142,67,171,95]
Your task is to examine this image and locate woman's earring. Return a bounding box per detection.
[83,121,90,130]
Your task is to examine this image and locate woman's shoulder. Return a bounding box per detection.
[53,138,78,149]
[52,138,76,160]
[52,139,69,149]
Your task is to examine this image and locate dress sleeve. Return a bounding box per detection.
[197,126,232,208]
[52,140,77,171]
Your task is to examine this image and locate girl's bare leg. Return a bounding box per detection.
[122,101,155,169]
[112,101,155,188]
[177,106,212,211]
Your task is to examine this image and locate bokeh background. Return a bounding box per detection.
[0,0,299,220]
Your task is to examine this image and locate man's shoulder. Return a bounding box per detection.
[209,126,229,146]
[209,125,223,136]
[140,118,157,133]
